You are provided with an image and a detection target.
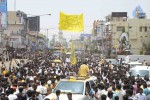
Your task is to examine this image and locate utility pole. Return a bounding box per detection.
[46,29,49,48]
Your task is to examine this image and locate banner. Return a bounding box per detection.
[132,5,145,18]
[28,16,40,31]
[70,40,77,65]
[0,0,7,30]
[59,12,84,32]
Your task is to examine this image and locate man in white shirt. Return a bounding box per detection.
[8,88,18,100]
[124,54,129,64]
[36,82,47,97]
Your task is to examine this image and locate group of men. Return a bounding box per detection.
[0,51,150,100]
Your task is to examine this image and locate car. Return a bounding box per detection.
[44,76,97,100]
[129,66,150,78]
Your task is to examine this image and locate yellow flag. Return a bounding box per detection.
[59,12,84,32]
[70,40,77,65]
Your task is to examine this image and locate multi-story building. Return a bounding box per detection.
[38,33,46,50]
[107,12,128,55]
[108,12,150,55]
[27,31,47,51]
[7,11,28,48]
[93,19,112,57]
[58,30,67,49]
[94,11,150,56]
[128,18,150,54]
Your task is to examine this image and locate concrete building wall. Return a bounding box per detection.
[6,11,27,48]
[128,18,150,54]
[8,11,24,25]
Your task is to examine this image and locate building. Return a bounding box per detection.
[7,11,28,48]
[128,18,150,54]
[58,30,67,49]
[93,20,106,55]
[27,32,47,51]
[107,12,128,55]
[93,11,150,56]
[38,33,46,50]
[109,12,150,55]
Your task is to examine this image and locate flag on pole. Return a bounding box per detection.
[59,12,84,32]
[70,40,77,65]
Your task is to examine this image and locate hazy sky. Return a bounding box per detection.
[7,0,150,40]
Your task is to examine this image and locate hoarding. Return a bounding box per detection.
[28,16,40,31]
[0,0,7,30]
[132,5,145,18]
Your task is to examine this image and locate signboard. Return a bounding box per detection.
[0,0,7,30]
[132,5,145,18]
[80,34,91,37]
[28,16,40,31]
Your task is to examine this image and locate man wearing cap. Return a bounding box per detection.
[46,80,52,94]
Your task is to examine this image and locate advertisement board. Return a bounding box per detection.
[0,0,7,30]
[28,16,40,31]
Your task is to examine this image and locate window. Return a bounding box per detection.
[139,27,142,32]
[130,70,149,77]
[145,27,147,32]
[129,26,132,29]
[117,26,125,31]
[10,38,19,42]
[53,81,84,94]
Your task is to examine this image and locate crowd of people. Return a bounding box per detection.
[0,51,150,100]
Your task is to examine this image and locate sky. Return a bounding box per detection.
[7,0,150,41]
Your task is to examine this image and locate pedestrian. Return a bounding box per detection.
[67,92,72,100]
[56,90,61,100]
[114,96,119,100]
[101,94,107,100]
[78,60,89,76]
[135,88,146,100]
[93,86,101,100]
[124,54,129,64]
[8,88,18,100]
[106,91,113,100]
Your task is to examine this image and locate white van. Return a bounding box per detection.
[129,66,150,78]
[128,61,143,68]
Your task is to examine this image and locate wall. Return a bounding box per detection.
[128,19,150,54]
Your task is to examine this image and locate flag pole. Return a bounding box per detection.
[83,30,85,60]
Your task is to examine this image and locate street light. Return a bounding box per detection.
[27,13,51,50]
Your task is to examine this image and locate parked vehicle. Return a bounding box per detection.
[129,66,150,78]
